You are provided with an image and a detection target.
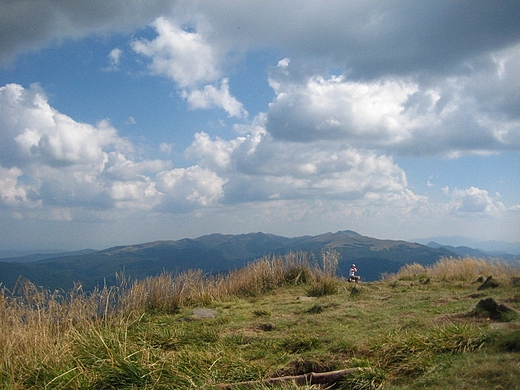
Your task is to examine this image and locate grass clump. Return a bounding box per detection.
[280,334,322,354]
[376,323,486,375]
[305,249,341,297]
[306,276,339,297]
[387,256,517,284]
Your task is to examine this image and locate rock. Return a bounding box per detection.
[477,276,499,290]
[471,298,519,322]
[192,308,217,318]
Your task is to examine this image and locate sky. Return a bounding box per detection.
[0,0,519,251]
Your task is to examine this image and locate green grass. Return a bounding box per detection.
[1,256,520,389]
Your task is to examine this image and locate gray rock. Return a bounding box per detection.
[192,308,217,318]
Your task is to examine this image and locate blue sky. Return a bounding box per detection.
[0,1,519,251]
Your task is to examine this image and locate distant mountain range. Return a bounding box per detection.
[424,242,519,260]
[414,236,520,256]
[1,231,518,292]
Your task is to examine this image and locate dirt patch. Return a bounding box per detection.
[505,294,520,303]
[434,296,460,306]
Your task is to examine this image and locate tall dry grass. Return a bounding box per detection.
[386,257,520,283]
[117,251,319,315]
[0,252,324,387]
[0,278,114,388]
[215,251,319,298]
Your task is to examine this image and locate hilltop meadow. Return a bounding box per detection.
[1,251,520,389]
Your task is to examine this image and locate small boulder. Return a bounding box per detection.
[470,298,519,322]
[477,276,499,290]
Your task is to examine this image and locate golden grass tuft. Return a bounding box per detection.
[386,257,520,284]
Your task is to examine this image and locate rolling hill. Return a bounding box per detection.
[0,230,458,291]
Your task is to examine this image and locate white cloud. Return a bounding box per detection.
[1,2,519,247]
[132,16,247,117]
[277,58,290,68]
[0,83,228,220]
[186,115,421,208]
[107,48,123,70]
[182,79,248,118]
[110,178,159,209]
[265,56,520,156]
[447,186,506,216]
[0,166,34,208]
[185,132,243,171]
[132,16,220,88]
[267,73,418,145]
[155,166,226,210]
[0,83,122,170]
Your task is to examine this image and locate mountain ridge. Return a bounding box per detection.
[0,230,497,292]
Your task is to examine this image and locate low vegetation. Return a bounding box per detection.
[1,253,519,389]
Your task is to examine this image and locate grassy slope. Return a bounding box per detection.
[1,256,519,389]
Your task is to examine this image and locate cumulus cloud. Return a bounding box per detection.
[132,16,220,88]
[182,79,248,118]
[265,54,520,156]
[156,166,226,211]
[0,83,122,170]
[185,115,422,209]
[0,83,227,220]
[132,16,247,117]
[267,73,417,144]
[0,166,34,208]
[445,186,506,216]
